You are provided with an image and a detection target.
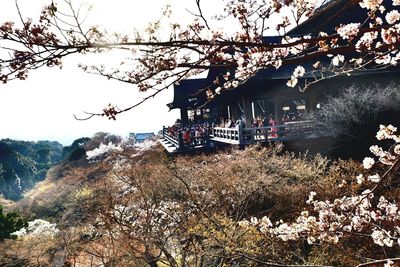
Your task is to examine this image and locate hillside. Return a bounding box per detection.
[0,139,63,200]
[0,133,398,266]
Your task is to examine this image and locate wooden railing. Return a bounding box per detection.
[161,122,320,152]
[162,126,210,152]
[210,126,242,144]
[163,129,180,148]
[210,121,318,145]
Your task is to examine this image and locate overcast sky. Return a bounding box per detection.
[0,0,224,145]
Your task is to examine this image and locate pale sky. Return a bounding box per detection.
[0,0,224,145]
[0,0,297,145]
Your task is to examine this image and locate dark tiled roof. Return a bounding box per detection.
[289,0,399,35]
[168,78,210,109]
[168,67,228,109]
[168,0,400,109]
[288,0,364,35]
[135,133,155,140]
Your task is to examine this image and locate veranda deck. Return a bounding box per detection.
[159,122,322,153]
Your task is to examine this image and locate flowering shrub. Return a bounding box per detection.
[238,125,400,252]
[12,219,59,238]
[132,139,158,151]
[2,127,400,265]
[86,142,122,162]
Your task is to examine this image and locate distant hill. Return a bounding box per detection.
[0,139,63,200]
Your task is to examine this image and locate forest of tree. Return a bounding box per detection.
[0,132,397,266]
[0,139,63,200]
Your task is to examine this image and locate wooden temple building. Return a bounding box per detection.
[159,0,400,153]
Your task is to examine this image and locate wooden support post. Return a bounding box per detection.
[180,108,189,125]
[243,97,252,128]
[275,98,282,123]
[238,124,243,145]
[178,132,183,151]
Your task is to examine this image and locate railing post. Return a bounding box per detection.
[205,128,210,146]
[178,132,183,151]
[238,124,243,145]
[163,126,165,139]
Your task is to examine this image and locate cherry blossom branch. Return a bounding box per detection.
[2,0,400,118]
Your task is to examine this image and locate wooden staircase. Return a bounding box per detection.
[158,137,179,153]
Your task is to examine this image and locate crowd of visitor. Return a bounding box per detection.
[217,113,300,129]
[163,110,315,149]
[164,110,313,146]
[165,121,210,147]
[282,111,306,123]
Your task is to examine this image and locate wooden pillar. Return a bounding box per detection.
[251,101,256,120]
[238,123,243,145]
[232,103,239,122]
[180,107,189,125]
[177,132,183,151]
[275,98,282,123]
[305,92,312,113]
[243,97,252,128]
[308,91,320,112]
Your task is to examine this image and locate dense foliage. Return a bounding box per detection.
[0,132,398,266]
[0,139,63,200]
[61,137,90,161]
[0,204,26,241]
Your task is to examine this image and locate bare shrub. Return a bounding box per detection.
[2,143,395,266]
[312,84,400,136]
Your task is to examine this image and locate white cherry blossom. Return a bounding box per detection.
[363,157,375,169]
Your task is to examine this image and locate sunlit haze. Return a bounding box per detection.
[0,0,225,145]
[0,0,293,145]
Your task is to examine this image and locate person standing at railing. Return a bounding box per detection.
[225,118,234,128]
[183,129,191,146]
[251,118,258,128]
[269,115,278,138]
[236,115,246,128]
[194,126,203,145]
[251,116,260,139]
[262,114,269,128]
[261,115,269,140]
[282,114,290,124]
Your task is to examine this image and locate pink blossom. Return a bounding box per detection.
[293,66,305,78]
[385,10,400,24]
[337,23,360,39]
[359,0,383,10]
[363,157,375,169]
[332,54,345,66]
[367,174,380,183]
[286,77,298,88]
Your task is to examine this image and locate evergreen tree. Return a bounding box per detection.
[0,205,27,241]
